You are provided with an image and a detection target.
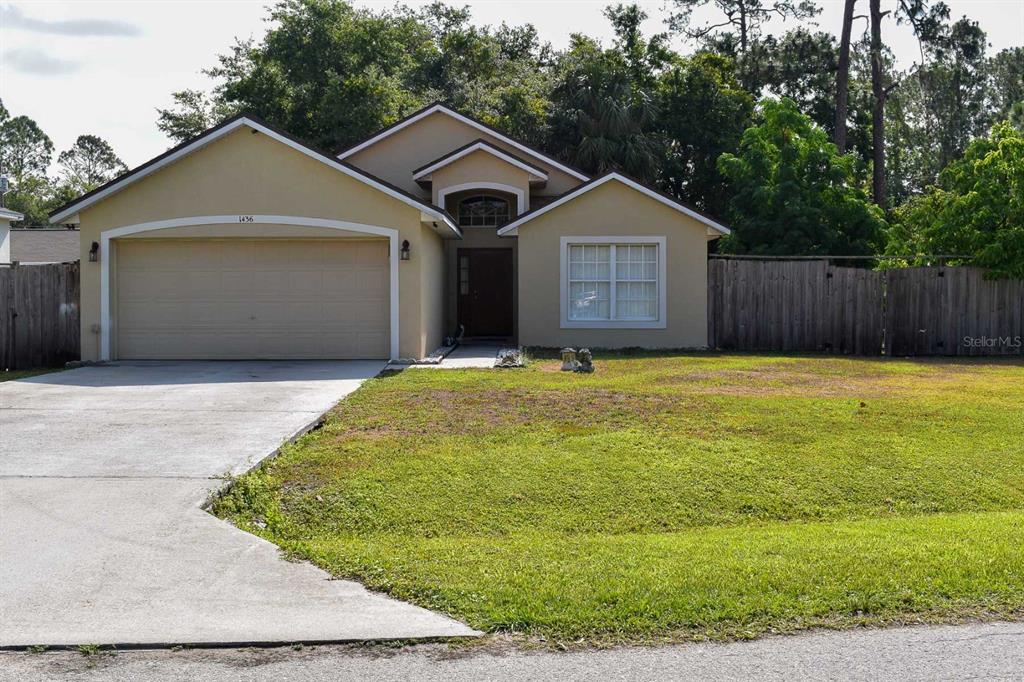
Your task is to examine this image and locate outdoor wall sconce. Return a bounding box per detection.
[89,241,100,262]
[400,239,410,261]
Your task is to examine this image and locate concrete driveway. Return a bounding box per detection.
[0,362,477,647]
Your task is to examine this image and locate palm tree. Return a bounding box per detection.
[552,58,662,183]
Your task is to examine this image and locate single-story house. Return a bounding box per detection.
[49,103,729,362]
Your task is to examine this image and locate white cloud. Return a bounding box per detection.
[1,4,141,37]
[3,47,80,76]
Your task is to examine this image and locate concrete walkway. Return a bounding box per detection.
[409,344,504,369]
[0,362,477,647]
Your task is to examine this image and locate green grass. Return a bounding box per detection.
[213,353,1024,644]
[0,368,61,382]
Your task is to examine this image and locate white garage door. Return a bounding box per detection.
[115,239,389,359]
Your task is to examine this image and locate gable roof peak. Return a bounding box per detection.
[412,138,549,181]
[48,113,460,236]
[496,171,731,237]
[336,103,589,182]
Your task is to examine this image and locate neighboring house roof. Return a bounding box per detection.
[48,114,462,237]
[10,228,80,263]
[337,102,590,183]
[0,207,24,222]
[496,172,732,237]
[412,139,549,182]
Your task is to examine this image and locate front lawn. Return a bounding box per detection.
[214,353,1024,644]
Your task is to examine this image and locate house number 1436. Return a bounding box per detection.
[238,215,255,223]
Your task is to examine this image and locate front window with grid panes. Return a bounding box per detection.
[567,243,658,321]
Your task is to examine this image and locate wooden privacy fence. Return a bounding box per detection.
[708,259,1024,356]
[0,260,1017,367]
[0,263,80,370]
[886,266,1024,356]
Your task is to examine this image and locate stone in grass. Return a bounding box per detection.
[496,348,525,368]
[560,348,578,371]
[575,348,594,373]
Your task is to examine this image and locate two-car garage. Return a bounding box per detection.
[52,115,460,363]
[114,238,390,360]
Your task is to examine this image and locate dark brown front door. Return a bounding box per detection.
[457,248,513,337]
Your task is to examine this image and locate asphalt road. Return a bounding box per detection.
[3,622,1022,681]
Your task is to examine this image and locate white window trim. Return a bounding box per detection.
[98,215,401,362]
[437,182,526,217]
[559,236,667,329]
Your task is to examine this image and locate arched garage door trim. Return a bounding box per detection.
[100,215,400,361]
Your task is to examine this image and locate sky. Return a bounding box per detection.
[1,0,1022,172]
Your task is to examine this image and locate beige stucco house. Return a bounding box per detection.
[49,103,729,362]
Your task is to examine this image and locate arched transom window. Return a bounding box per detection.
[458,195,511,228]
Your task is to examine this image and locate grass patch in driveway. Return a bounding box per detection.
[0,368,62,382]
[213,353,1024,644]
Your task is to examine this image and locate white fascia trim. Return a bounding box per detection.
[0,208,24,221]
[339,104,589,182]
[98,215,401,362]
[559,236,668,330]
[50,117,460,237]
[437,182,527,217]
[412,142,548,182]
[498,173,731,237]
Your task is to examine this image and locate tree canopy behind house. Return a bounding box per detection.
[717,97,886,255]
[887,122,1024,278]
[148,0,1022,266]
[0,99,127,227]
[6,0,1022,273]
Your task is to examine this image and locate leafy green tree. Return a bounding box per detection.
[882,17,991,202]
[547,6,668,182]
[917,17,990,169]
[987,47,1024,123]
[666,0,819,54]
[157,0,436,150]
[0,115,53,183]
[57,135,128,194]
[157,90,237,143]
[0,112,55,225]
[841,33,880,165]
[717,97,886,255]
[605,3,671,88]
[702,28,839,134]
[156,0,554,151]
[887,122,1024,278]
[769,29,838,132]
[658,52,754,216]
[883,76,933,203]
[868,0,950,209]
[1010,102,1024,131]
[414,5,553,148]
[7,176,58,226]
[548,38,661,181]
